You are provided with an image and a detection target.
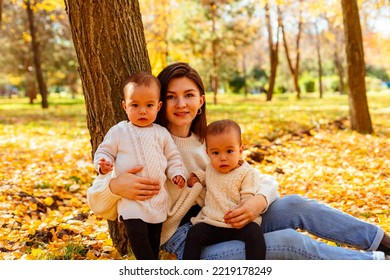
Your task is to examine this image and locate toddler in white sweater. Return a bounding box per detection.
[94,72,186,260]
[183,119,266,259]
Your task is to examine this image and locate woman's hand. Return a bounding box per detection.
[109,165,161,200]
[224,195,267,229]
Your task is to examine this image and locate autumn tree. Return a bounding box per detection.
[279,0,303,99]
[312,20,324,99]
[264,1,280,101]
[341,0,373,134]
[201,0,221,104]
[0,1,77,103]
[327,17,346,95]
[65,0,151,254]
[1,2,35,102]
[25,0,48,108]
[140,0,171,74]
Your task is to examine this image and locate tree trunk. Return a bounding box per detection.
[279,4,302,99]
[315,24,323,99]
[242,55,248,97]
[26,69,37,104]
[26,0,49,108]
[65,0,151,255]
[265,2,280,101]
[24,55,37,104]
[210,2,218,104]
[341,0,373,134]
[334,48,345,95]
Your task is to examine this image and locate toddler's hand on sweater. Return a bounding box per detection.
[187,174,200,188]
[98,158,113,174]
[172,175,185,188]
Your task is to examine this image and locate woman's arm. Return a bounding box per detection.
[224,172,280,229]
[87,166,161,220]
[223,194,268,229]
[108,166,161,200]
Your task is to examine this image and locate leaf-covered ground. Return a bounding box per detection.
[0,92,389,260]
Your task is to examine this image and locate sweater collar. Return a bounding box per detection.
[171,133,202,148]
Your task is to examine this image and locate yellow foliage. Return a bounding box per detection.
[23,32,31,43]
[44,197,54,206]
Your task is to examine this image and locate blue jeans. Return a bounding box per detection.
[162,195,385,260]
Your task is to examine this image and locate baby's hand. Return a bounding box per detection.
[172,175,185,189]
[187,175,200,188]
[98,158,113,174]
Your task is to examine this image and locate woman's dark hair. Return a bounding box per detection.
[156,62,207,143]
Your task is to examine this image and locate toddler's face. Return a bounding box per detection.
[206,129,243,173]
[122,83,162,127]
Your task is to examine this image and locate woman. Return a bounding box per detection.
[87,62,389,260]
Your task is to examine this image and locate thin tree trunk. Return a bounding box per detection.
[26,0,49,108]
[328,21,345,95]
[65,0,151,255]
[265,2,280,101]
[24,55,37,104]
[315,23,323,99]
[279,4,302,99]
[341,0,373,134]
[210,2,218,104]
[334,48,345,95]
[242,54,248,97]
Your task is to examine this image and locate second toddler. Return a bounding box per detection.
[183,119,266,260]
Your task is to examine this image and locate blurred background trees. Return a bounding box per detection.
[1,0,389,105]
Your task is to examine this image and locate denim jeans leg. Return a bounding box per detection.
[162,223,247,260]
[201,228,380,260]
[263,228,380,260]
[163,226,379,260]
[261,195,384,250]
[161,222,191,260]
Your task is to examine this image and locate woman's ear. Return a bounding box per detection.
[199,94,205,108]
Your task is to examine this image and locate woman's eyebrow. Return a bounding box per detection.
[167,88,197,93]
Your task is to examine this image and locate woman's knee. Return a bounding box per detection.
[265,228,306,246]
[281,194,315,210]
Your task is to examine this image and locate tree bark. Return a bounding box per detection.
[315,23,323,99]
[65,0,151,255]
[265,2,280,101]
[26,0,49,108]
[279,4,302,99]
[210,2,219,104]
[334,47,345,95]
[341,0,373,134]
[328,21,345,95]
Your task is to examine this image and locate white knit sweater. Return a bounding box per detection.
[191,160,262,228]
[87,133,280,244]
[93,121,186,223]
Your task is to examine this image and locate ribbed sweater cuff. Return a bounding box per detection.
[87,173,121,220]
[259,188,280,213]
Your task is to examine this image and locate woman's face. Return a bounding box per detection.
[165,77,205,137]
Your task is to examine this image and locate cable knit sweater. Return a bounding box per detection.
[87,133,280,244]
[191,160,262,228]
[93,121,185,223]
